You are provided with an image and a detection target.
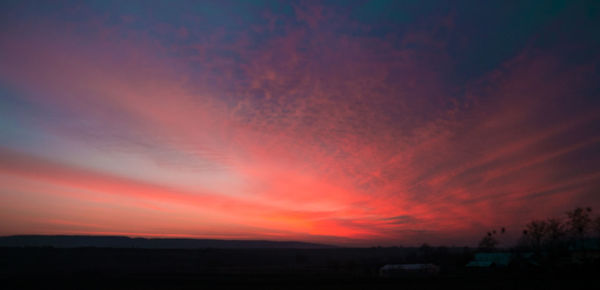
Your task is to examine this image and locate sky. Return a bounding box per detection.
[1,0,599,246]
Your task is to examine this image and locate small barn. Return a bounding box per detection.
[379,263,440,277]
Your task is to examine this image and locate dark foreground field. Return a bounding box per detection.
[1,247,599,289]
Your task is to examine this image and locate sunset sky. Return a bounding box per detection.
[1,0,599,246]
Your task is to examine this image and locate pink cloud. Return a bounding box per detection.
[0,6,599,246]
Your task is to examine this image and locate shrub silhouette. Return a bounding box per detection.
[478,228,504,251]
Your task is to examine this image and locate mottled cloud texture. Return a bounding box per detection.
[1,1,599,246]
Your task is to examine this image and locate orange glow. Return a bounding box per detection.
[1,2,599,246]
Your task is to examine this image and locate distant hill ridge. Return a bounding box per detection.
[0,235,336,249]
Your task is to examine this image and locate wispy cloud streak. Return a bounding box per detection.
[0,1,599,245]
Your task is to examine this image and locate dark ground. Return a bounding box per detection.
[1,247,600,289]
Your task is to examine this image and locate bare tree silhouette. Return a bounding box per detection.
[521,218,566,250]
[545,218,565,249]
[522,220,547,251]
[595,216,600,247]
[478,233,497,251]
[478,228,505,251]
[566,207,593,247]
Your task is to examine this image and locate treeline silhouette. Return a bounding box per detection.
[0,235,335,249]
[1,207,599,289]
[478,207,600,265]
